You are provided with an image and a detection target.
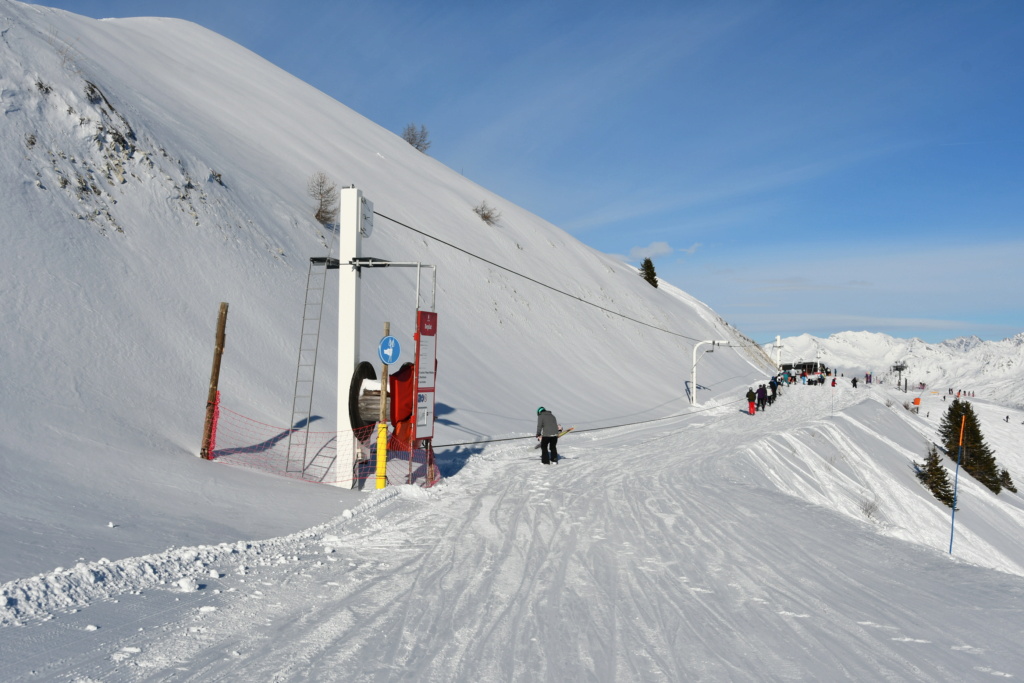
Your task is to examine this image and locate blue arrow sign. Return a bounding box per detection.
[378,336,401,365]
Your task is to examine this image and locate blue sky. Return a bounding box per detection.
[38,0,1024,343]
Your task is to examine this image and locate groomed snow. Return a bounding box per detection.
[2,2,1024,680]
[4,384,1024,680]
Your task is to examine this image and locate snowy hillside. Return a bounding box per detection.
[776,331,1024,408]
[4,3,1024,680]
[1,0,770,580]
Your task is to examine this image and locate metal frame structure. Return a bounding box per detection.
[691,340,729,406]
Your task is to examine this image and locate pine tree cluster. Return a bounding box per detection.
[937,399,1015,495]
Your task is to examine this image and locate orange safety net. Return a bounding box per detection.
[209,405,439,489]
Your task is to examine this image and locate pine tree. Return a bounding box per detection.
[639,257,658,288]
[1000,468,1017,494]
[914,444,956,508]
[938,399,1002,494]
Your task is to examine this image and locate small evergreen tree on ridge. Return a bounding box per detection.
[640,257,658,288]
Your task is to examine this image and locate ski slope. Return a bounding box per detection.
[0,0,772,581]
[3,3,1024,680]
[4,383,1024,681]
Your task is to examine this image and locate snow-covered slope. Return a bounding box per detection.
[0,0,771,580]
[5,4,1024,679]
[5,379,1024,680]
[776,331,1024,408]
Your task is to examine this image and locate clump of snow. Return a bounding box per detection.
[176,577,199,593]
[395,484,430,500]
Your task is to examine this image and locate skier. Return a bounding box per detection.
[535,407,560,465]
[851,377,858,389]
[756,384,768,411]
[746,388,756,415]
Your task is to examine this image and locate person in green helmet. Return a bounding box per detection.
[535,406,560,464]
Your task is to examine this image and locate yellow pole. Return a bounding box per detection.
[375,422,388,489]
[376,322,390,489]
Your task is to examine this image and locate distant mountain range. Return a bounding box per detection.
[772,331,1024,408]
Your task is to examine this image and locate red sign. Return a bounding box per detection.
[413,311,437,439]
[388,363,415,425]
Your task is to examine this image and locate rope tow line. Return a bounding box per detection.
[365,212,778,448]
[433,397,748,449]
[373,210,767,348]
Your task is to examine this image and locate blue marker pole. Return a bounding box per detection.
[948,415,966,554]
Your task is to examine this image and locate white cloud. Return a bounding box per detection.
[664,239,1024,342]
[629,241,674,261]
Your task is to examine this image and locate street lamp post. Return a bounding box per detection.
[691,340,729,406]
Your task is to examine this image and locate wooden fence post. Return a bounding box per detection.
[200,302,229,459]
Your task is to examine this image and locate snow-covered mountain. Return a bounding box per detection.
[1,0,771,580]
[775,331,1024,408]
[4,3,1024,679]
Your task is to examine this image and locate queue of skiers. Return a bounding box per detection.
[745,367,856,415]
[745,376,782,415]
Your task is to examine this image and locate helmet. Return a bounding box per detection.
[537,406,545,414]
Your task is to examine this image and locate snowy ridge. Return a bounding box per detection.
[739,391,1024,576]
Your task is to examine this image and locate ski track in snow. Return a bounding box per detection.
[3,385,1024,681]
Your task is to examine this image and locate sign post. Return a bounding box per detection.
[414,311,438,439]
[376,326,400,489]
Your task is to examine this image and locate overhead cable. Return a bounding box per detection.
[373,210,767,348]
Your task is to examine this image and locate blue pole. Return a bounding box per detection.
[948,444,963,554]
[949,415,967,555]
